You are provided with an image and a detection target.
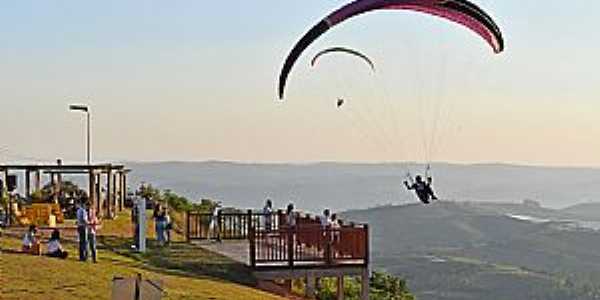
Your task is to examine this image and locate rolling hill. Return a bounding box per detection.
[342,201,600,300]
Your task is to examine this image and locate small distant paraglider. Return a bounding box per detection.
[311,47,376,72]
[337,98,345,108]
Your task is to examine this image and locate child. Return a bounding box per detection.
[22,225,41,255]
[47,229,69,259]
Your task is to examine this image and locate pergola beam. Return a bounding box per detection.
[0,163,130,219]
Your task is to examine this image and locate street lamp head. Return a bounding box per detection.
[69,104,89,112]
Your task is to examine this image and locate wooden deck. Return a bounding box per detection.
[188,211,371,299]
[187,211,368,269]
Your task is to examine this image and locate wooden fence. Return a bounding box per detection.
[186,210,369,269]
[186,210,284,240]
[249,224,369,269]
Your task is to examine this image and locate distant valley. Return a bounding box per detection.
[123,161,600,212]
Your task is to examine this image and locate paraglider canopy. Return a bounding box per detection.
[278,0,504,99]
[311,47,376,72]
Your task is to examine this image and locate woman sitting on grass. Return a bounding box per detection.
[47,229,69,259]
[22,225,41,255]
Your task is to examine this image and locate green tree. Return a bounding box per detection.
[315,271,415,300]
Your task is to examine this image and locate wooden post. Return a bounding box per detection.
[120,172,127,211]
[51,173,58,203]
[360,268,370,300]
[95,173,102,216]
[1,170,6,196]
[217,210,222,241]
[185,211,190,242]
[106,167,113,218]
[34,170,41,192]
[246,209,252,239]
[56,159,62,202]
[88,170,96,215]
[25,170,31,199]
[287,227,294,267]
[305,275,316,298]
[112,172,117,213]
[2,169,8,226]
[277,209,283,229]
[249,224,256,268]
[364,224,370,267]
[337,276,345,300]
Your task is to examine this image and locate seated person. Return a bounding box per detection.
[22,225,41,255]
[404,175,438,204]
[47,229,69,259]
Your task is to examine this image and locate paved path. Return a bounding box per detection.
[194,240,250,265]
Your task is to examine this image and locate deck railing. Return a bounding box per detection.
[186,210,284,240]
[186,210,369,269]
[249,224,369,269]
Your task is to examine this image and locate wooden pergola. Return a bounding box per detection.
[0,161,130,219]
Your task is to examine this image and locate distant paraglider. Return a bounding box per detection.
[277,0,504,99]
[337,98,345,108]
[311,47,376,72]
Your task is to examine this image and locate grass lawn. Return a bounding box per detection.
[0,210,284,300]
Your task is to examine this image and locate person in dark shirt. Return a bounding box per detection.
[404,175,438,204]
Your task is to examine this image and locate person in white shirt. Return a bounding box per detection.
[47,229,68,259]
[209,203,221,242]
[22,225,40,254]
[320,209,331,228]
[164,207,172,245]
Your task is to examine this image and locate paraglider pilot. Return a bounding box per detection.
[404,175,438,204]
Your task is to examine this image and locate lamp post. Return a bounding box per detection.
[69,104,90,165]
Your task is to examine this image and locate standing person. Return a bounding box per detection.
[330,213,341,242]
[286,203,296,228]
[131,198,139,249]
[320,209,331,228]
[76,201,89,261]
[88,206,100,263]
[47,229,68,259]
[153,203,164,245]
[263,199,273,232]
[209,203,221,242]
[164,207,172,245]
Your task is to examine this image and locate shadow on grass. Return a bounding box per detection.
[98,235,257,286]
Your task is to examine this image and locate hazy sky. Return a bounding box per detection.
[2,1,599,166]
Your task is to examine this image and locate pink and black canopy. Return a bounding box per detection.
[278,0,505,99]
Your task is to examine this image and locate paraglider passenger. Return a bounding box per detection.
[404,175,438,204]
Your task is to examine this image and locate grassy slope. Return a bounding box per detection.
[0,210,283,300]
